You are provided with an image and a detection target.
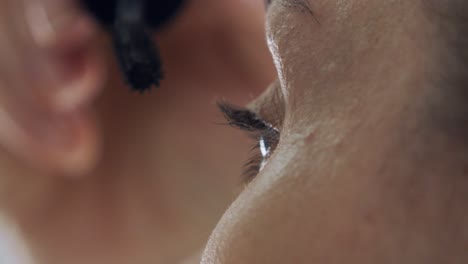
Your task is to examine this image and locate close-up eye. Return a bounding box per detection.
[218,102,280,182]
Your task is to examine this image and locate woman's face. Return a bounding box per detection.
[202,0,468,263]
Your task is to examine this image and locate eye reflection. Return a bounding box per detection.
[259,136,270,158]
[259,136,270,170]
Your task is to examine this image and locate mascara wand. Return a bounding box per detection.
[112,0,162,92]
[82,0,186,92]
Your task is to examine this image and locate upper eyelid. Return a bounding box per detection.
[276,0,320,23]
[278,0,309,10]
[247,82,286,132]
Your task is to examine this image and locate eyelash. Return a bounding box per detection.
[218,102,280,182]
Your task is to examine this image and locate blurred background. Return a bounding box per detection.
[0,0,275,263]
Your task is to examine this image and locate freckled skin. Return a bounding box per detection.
[202,1,468,263]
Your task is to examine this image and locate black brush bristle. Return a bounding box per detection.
[112,20,163,92]
[82,0,185,30]
[112,0,161,92]
[82,0,186,92]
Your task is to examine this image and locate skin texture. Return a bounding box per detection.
[202,0,468,263]
[0,0,275,263]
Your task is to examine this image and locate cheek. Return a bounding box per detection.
[201,148,381,264]
[201,141,433,264]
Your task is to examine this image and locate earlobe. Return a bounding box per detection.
[46,112,102,177]
[0,109,102,177]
